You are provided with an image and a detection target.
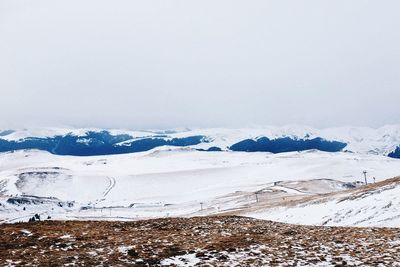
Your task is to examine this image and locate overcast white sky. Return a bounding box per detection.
[0,1,399,130]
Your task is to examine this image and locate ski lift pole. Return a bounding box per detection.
[363,170,368,185]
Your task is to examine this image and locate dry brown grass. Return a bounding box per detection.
[1,216,400,266]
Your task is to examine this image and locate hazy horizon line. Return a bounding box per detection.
[2,123,400,132]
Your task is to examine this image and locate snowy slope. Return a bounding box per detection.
[246,177,400,227]
[1,148,400,224]
[1,149,400,202]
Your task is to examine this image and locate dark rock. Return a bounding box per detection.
[127,249,139,257]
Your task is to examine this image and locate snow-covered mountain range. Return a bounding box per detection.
[1,125,400,157]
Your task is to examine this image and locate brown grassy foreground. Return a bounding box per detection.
[1,216,399,266]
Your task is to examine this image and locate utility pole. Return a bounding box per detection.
[363,170,368,185]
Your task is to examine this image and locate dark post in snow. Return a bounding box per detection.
[255,191,262,203]
[363,170,368,185]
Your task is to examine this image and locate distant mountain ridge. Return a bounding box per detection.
[0,131,206,156]
[0,126,399,157]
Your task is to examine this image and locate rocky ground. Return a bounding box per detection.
[1,216,399,266]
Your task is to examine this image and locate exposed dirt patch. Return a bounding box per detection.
[1,216,399,266]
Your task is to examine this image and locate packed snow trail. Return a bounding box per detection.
[102,176,116,198]
[268,185,311,195]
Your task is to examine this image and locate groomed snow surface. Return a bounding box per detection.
[1,147,400,227]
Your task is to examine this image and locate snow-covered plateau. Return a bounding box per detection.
[0,126,400,227]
